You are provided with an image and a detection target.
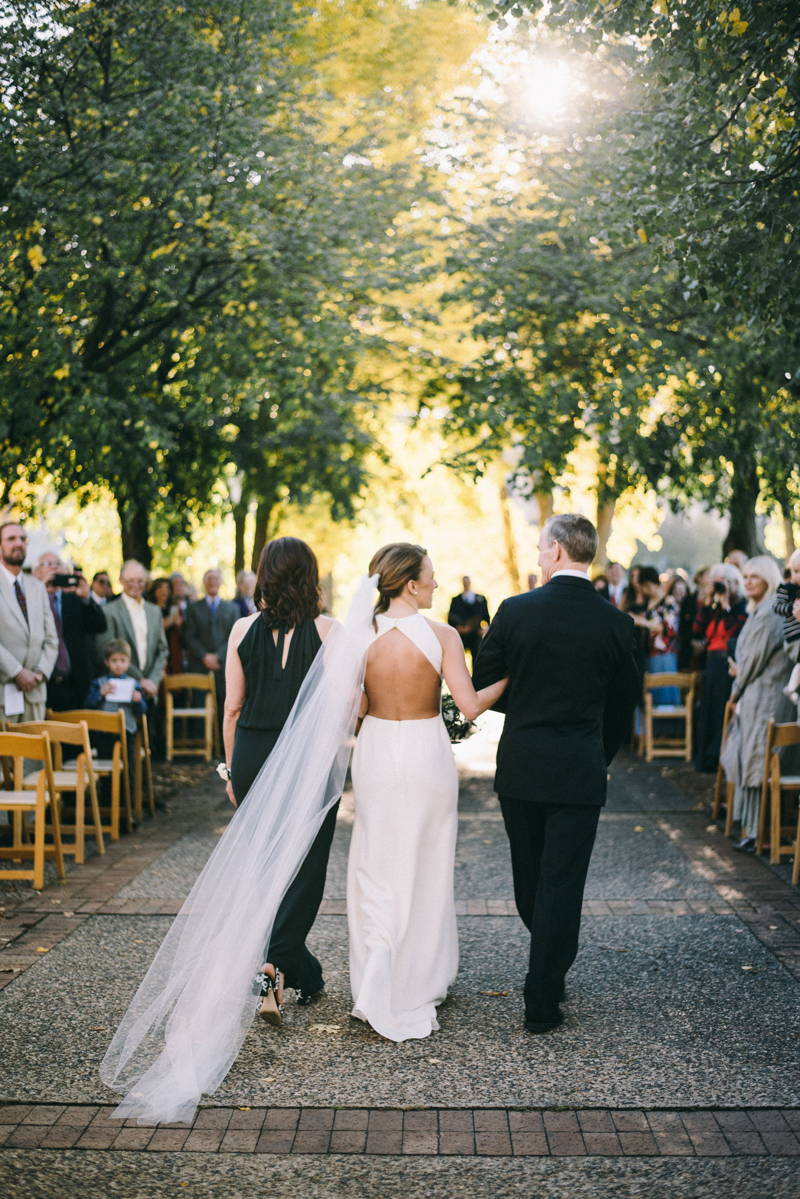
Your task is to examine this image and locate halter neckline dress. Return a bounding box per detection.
[347,612,459,1041]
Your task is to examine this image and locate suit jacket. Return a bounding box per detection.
[183,598,239,676]
[0,572,59,714]
[448,593,490,635]
[96,596,169,688]
[473,574,640,806]
[49,590,108,705]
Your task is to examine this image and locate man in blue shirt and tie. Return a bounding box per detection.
[183,569,239,743]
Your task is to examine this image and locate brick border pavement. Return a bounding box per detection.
[1,1104,799,1157]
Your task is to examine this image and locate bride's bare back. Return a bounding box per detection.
[364,627,441,721]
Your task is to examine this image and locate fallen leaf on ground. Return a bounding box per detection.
[309,1024,342,1034]
[91,1026,107,1031]
[478,990,508,996]
[63,912,74,917]
[36,946,48,953]
[237,1107,250,1111]
[260,1077,276,1084]
[133,939,144,944]
[427,1058,443,1064]
[741,965,755,971]
[634,826,644,832]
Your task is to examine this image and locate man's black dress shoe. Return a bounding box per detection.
[524,1011,564,1034]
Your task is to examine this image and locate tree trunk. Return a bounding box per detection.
[782,504,796,560]
[233,498,248,577]
[250,497,274,572]
[117,493,152,568]
[722,460,761,559]
[596,498,616,568]
[535,491,553,527]
[499,482,522,595]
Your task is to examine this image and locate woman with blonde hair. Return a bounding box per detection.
[348,543,507,1041]
[730,556,793,851]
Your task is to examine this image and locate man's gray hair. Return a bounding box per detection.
[543,514,598,565]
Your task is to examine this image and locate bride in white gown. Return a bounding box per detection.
[348,543,507,1041]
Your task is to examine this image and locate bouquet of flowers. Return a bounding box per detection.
[441,692,475,744]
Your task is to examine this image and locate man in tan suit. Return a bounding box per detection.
[96,560,168,700]
[0,523,59,722]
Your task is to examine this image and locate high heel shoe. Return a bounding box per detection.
[253,966,284,1026]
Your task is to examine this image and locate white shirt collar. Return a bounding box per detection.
[121,591,145,608]
[0,563,24,588]
[462,590,476,603]
[551,569,591,581]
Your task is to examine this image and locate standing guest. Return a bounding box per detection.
[447,575,490,665]
[593,574,611,601]
[730,556,792,851]
[666,575,693,671]
[85,638,145,793]
[606,562,627,608]
[638,566,680,708]
[223,537,338,1007]
[526,573,538,591]
[148,577,184,676]
[0,523,58,722]
[90,570,115,605]
[169,573,190,615]
[33,552,107,711]
[621,564,644,615]
[233,570,257,617]
[96,561,169,703]
[183,569,239,739]
[725,549,749,573]
[693,564,747,772]
[684,566,710,671]
[773,549,800,648]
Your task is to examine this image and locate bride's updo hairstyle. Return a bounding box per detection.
[369,542,428,615]
[255,536,321,628]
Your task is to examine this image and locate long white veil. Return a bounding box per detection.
[100,574,378,1125]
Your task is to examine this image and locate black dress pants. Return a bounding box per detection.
[499,797,601,1021]
[264,801,339,995]
[231,724,339,996]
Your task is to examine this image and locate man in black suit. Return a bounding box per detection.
[183,569,239,740]
[448,576,490,664]
[473,514,639,1033]
[33,552,108,711]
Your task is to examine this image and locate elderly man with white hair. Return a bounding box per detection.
[96,561,168,701]
[729,556,794,852]
[693,561,748,773]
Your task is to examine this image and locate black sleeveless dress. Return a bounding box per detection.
[230,613,338,997]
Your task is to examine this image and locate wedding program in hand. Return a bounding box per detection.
[101,517,639,1126]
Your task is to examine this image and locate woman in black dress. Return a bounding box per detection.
[223,537,337,1023]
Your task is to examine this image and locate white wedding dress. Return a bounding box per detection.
[347,612,459,1041]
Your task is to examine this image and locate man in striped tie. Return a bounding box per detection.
[0,523,59,722]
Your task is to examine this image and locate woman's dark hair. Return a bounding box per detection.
[637,565,661,587]
[148,577,173,607]
[368,543,427,615]
[255,537,320,628]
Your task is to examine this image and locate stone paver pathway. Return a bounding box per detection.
[1,717,799,1198]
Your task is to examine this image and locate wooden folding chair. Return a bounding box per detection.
[643,672,695,761]
[0,731,64,890]
[164,673,217,761]
[756,720,800,862]
[16,720,105,864]
[133,712,155,821]
[713,700,737,835]
[48,709,133,839]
